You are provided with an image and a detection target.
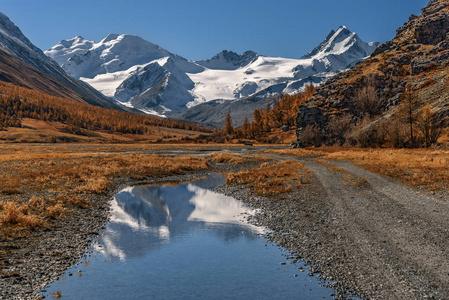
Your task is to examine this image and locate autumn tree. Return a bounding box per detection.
[417,105,446,147]
[225,113,234,135]
[242,117,250,138]
[251,109,263,139]
[398,84,422,147]
[353,75,383,116]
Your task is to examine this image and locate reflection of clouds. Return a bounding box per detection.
[99,231,127,261]
[187,184,253,225]
[99,175,263,260]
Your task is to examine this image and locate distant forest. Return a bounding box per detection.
[0,81,209,134]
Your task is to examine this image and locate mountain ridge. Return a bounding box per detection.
[0,12,121,109]
[47,27,379,119]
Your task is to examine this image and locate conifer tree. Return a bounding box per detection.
[225,113,234,135]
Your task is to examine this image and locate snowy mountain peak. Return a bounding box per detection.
[195,50,259,70]
[302,25,377,60]
[45,33,177,79]
[100,33,120,44]
[47,27,379,116]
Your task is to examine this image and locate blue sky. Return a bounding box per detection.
[3,0,428,60]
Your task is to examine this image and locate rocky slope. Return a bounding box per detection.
[47,28,378,118]
[0,13,120,109]
[296,0,449,145]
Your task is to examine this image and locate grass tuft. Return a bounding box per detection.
[51,291,63,298]
[226,160,310,198]
[0,200,44,228]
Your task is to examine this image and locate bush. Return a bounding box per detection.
[348,117,386,147]
[328,114,353,145]
[300,124,326,147]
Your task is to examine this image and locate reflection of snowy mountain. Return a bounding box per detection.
[46,27,378,117]
[100,175,261,260]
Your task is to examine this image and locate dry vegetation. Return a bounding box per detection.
[226,160,311,198]
[323,149,449,191]
[0,81,211,143]
[0,144,210,238]
[208,152,270,164]
[269,147,449,191]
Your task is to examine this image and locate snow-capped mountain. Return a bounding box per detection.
[115,57,196,114]
[296,26,379,76]
[0,12,119,109]
[195,50,259,70]
[46,26,379,117]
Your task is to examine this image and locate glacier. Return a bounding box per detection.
[45,27,379,117]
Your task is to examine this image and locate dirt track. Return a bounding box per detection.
[222,155,449,299]
[304,158,449,298]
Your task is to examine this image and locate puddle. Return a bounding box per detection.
[41,174,334,299]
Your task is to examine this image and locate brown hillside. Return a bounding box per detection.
[296,0,449,147]
[0,48,87,103]
[0,81,210,143]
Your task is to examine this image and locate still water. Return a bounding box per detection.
[41,175,334,299]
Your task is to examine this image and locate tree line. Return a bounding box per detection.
[0,81,210,134]
[215,85,316,142]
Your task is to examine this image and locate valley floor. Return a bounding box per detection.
[0,144,448,299]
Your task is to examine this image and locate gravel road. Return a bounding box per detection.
[219,156,449,299]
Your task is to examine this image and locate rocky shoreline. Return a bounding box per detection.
[0,170,221,300]
[215,177,359,299]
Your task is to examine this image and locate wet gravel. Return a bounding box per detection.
[217,158,449,300]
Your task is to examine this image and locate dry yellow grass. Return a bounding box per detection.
[208,152,269,165]
[323,149,449,190]
[208,152,245,164]
[267,147,449,191]
[0,144,211,237]
[226,160,310,198]
[265,148,327,157]
[0,200,44,228]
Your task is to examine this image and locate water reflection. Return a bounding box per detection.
[99,174,261,260]
[42,174,335,300]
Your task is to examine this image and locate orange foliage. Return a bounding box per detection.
[0,81,209,134]
[232,84,315,141]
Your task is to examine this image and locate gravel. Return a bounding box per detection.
[217,157,449,299]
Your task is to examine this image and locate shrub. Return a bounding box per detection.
[328,114,353,145]
[300,124,326,147]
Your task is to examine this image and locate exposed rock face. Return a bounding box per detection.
[195,50,259,70]
[0,13,120,109]
[296,0,449,145]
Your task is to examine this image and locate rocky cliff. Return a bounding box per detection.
[296,0,449,147]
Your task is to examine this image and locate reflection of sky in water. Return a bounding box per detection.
[41,174,334,300]
[98,174,263,260]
